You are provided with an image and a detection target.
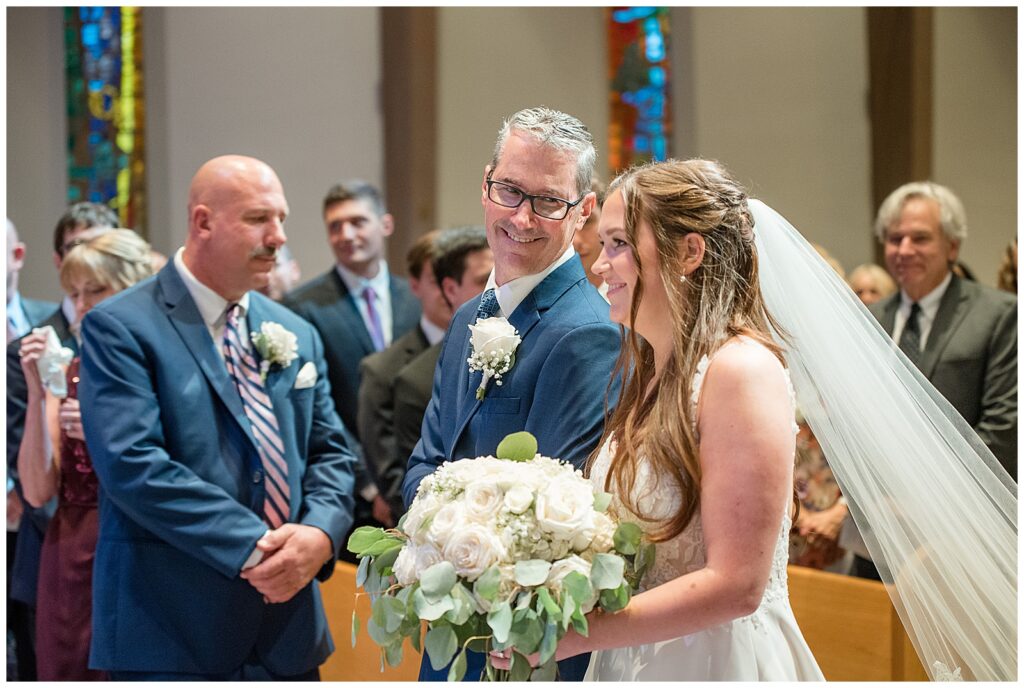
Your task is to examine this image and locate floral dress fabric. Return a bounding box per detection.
[35,357,107,681]
[584,352,823,681]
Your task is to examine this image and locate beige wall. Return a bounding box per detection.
[933,7,1016,287]
[435,8,608,229]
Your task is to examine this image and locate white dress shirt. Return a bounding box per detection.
[892,271,952,352]
[335,260,394,347]
[484,245,577,318]
[419,315,446,346]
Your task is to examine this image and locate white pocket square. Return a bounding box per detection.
[294,361,318,389]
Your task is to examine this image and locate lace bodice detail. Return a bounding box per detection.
[589,351,797,628]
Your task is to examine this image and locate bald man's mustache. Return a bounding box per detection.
[251,245,279,261]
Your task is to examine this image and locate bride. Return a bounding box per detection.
[491,158,1015,681]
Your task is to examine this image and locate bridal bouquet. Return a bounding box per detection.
[347,432,654,681]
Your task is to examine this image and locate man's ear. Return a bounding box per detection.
[380,213,395,238]
[481,165,493,208]
[192,204,213,238]
[680,233,706,274]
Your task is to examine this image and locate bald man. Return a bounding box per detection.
[78,155,357,680]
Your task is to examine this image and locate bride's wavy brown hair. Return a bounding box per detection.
[591,159,786,542]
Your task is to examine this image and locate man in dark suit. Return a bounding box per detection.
[78,155,356,679]
[356,230,447,527]
[6,204,116,680]
[403,107,621,681]
[283,181,421,542]
[391,225,493,517]
[842,181,1017,581]
[366,226,493,522]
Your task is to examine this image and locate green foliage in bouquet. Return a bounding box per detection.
[346,432,656,681]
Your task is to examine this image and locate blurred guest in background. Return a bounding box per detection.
[18,229,153,680]
[997,237,1016,293]
[848,263,896,305]
[572,177,607,295]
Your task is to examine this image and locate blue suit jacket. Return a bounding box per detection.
[78,264,357,676]
[402,257,621,681]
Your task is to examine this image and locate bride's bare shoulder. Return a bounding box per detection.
[702,337,788,399]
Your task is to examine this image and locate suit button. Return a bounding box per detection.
[252,470,263,483]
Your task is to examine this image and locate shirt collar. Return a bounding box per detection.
[419,315,446,346]
[485,245,576,318]
[899,271,952,320]
[335,260,390,299]
[174,247,250,326]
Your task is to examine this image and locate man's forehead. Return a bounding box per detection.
[325,197,378,220]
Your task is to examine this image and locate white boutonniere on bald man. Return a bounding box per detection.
[467,316,521,400]
[250,322,298,381]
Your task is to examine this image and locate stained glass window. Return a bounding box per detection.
[608,7,671,173]
[64,7,147,235]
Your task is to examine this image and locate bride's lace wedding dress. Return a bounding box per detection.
[585,353,823,681]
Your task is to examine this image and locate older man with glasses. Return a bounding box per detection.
[402,107,622,682]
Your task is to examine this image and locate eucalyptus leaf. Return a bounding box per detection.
[384,639,404,667]
[591,553,626,590]
[364,535,404,558]
[373,544,402,572]
[351,610,360,648]
[347,525,386,554]
[613,522,644,555]
[536,587,561,618]
[448,649,468,682]
[410,622,422,653]
[563,571,594,603]
[514,559,552,587]
[599,584,630,612]
[413,588,455,621]
[509,650,533,682]
[592,491,613,512]
[355,554,370,587]
[444,584,474,626]
[496,431,538,462]
[420,561,458,601]
[364,562,384,594]
[571,612,589,637]
[514,589,534,611]
[366,617,395,647]
[635,542,657,582]
[487,601,513,643]
[508,609,543,655]
[531,657,558,681]
[425,625,459,670]
[538,619,559,665]
[473,565,502,602]
[372,595,405,633]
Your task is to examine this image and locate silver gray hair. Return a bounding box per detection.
[490,107,597,198]
[874,181,968,244]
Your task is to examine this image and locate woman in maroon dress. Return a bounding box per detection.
[17,229,153,681]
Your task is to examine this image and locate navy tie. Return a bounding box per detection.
[899,302,922,366]
[475,288,500,321]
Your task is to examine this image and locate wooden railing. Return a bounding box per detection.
[319,561,928,681]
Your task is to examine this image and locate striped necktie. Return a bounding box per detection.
[223,303,290,527]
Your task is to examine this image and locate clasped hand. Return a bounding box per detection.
[239,523,332,604]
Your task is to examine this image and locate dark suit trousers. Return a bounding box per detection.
[110,657,320,681]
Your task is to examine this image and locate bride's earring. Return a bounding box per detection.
[679,273,688,283]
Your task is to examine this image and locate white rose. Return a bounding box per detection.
[503,484,534,514]
[393,542,443,586]
[468,317,521,359]
[464,480,503,522]
[588,511,616,553]
[402,494,440,542]
[546,555,599,613]
[255,321,298,366]
[427,501,466,548]
[535,476,595,541]
[442,524,507,581]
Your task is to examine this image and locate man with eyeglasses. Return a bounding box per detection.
[6,202,116,680]
[403,107,621,682]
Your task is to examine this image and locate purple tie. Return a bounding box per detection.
[222,304,290,528]
[362,286,386,352]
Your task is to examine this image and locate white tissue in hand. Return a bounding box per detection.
[34,326,74,398]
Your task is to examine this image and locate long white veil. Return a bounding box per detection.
[750,199,1017,681]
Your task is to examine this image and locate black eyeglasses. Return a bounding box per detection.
[485,178,584,220]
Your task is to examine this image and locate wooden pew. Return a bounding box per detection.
[319,562,422,681]
[787,564,929,680]
[319,560,928,680]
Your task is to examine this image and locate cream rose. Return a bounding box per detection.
[503,484,535,514]
[427,501,467,548]
[534,476,595,541]
[393,542,443,586]
[545,555,600,613]
[463,480,503,522]
[442,524,507,580]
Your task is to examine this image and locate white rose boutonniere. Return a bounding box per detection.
[467,316,521,400]
[250,322,298,381]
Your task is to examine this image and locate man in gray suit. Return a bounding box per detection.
[845,181,1017,579]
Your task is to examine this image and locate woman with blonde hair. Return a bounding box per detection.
[848,262,896,305]
[491,159,1015,681]
[18,228,153,680]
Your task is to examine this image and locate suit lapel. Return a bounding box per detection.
[918,276,969,378]
[158,267,257,451]
[878,293,899,334]
[331,270,376,355]
[246,296,298,405]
